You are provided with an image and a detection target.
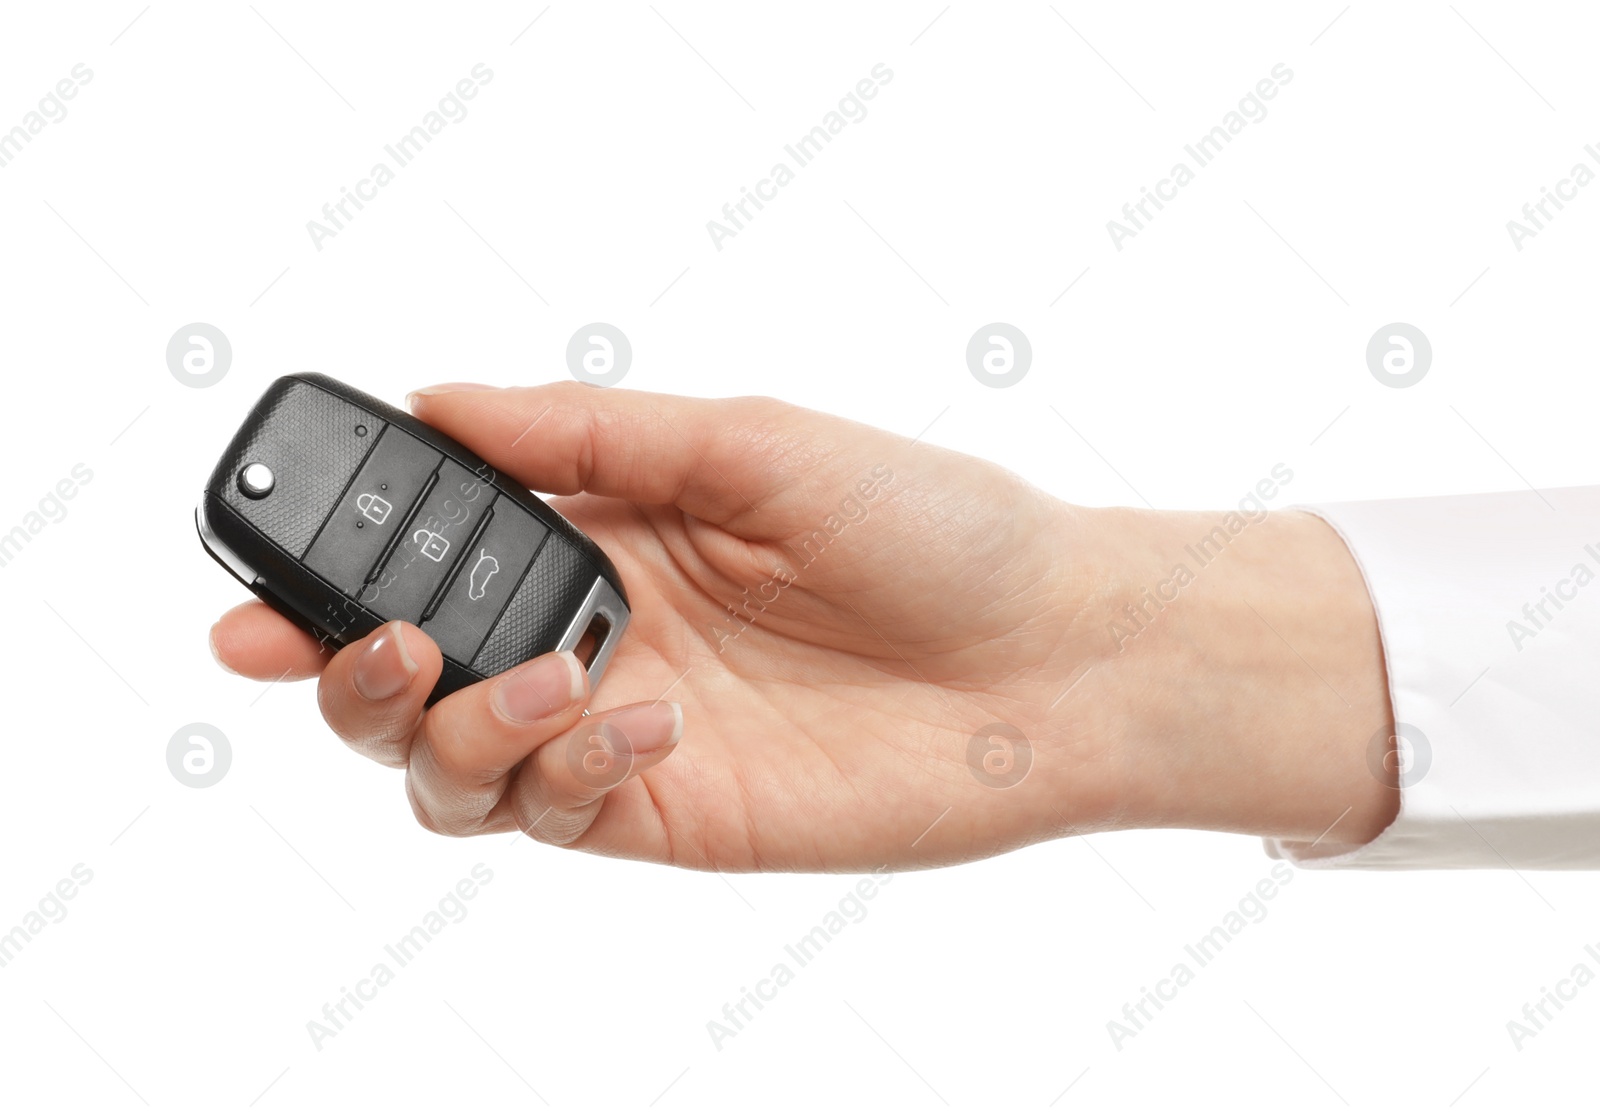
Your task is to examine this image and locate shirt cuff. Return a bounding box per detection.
[1264,487,1600,869]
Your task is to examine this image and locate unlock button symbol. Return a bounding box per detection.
[357,492,392,525]
[413,528,450,562]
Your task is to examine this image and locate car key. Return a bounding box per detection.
[196,373,629,704]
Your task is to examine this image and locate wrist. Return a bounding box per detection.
[1066,505,1398,846]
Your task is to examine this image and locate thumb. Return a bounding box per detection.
[408,381,843,530]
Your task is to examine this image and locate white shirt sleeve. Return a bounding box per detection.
[1265,486,1600,869]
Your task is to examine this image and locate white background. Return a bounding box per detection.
[0,1,1595,1108]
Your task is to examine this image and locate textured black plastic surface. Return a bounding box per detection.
[363,457,494,621]
[198,373,629,703]
[472,535,593,676]
[213,379,373,558]
[422,499,550,663]
[303,424,441,594]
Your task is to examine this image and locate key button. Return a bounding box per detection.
[238,462,275,498]
[303,426,441,596]
[421,501,549,663]
[362,457,496,623]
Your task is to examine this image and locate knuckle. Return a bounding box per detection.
[317,681,412,766]
[730,395,814,466]
[733,393,787,418]
[405,775,474,838]
[544,378,593,401]
[406,785,447,836]
[509,789,589,847]
[420,710,483,781]
[350,736,410,769]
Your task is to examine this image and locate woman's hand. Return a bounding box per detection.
[210,382,1397,870]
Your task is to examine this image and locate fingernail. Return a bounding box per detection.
[407,383,499,407]
[353,622,419,701]
[599,701,683,755]
[208,624,239,676]
[493,650,587,723]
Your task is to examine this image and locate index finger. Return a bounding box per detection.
[407,381,811,530]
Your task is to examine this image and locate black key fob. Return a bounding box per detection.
[196,373,629,704]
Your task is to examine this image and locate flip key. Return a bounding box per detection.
[196,373,630,703]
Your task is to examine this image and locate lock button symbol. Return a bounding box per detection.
[357,492,392,525]
[413,528,450,562]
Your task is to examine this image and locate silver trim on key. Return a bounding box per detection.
[555,575,630,688]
